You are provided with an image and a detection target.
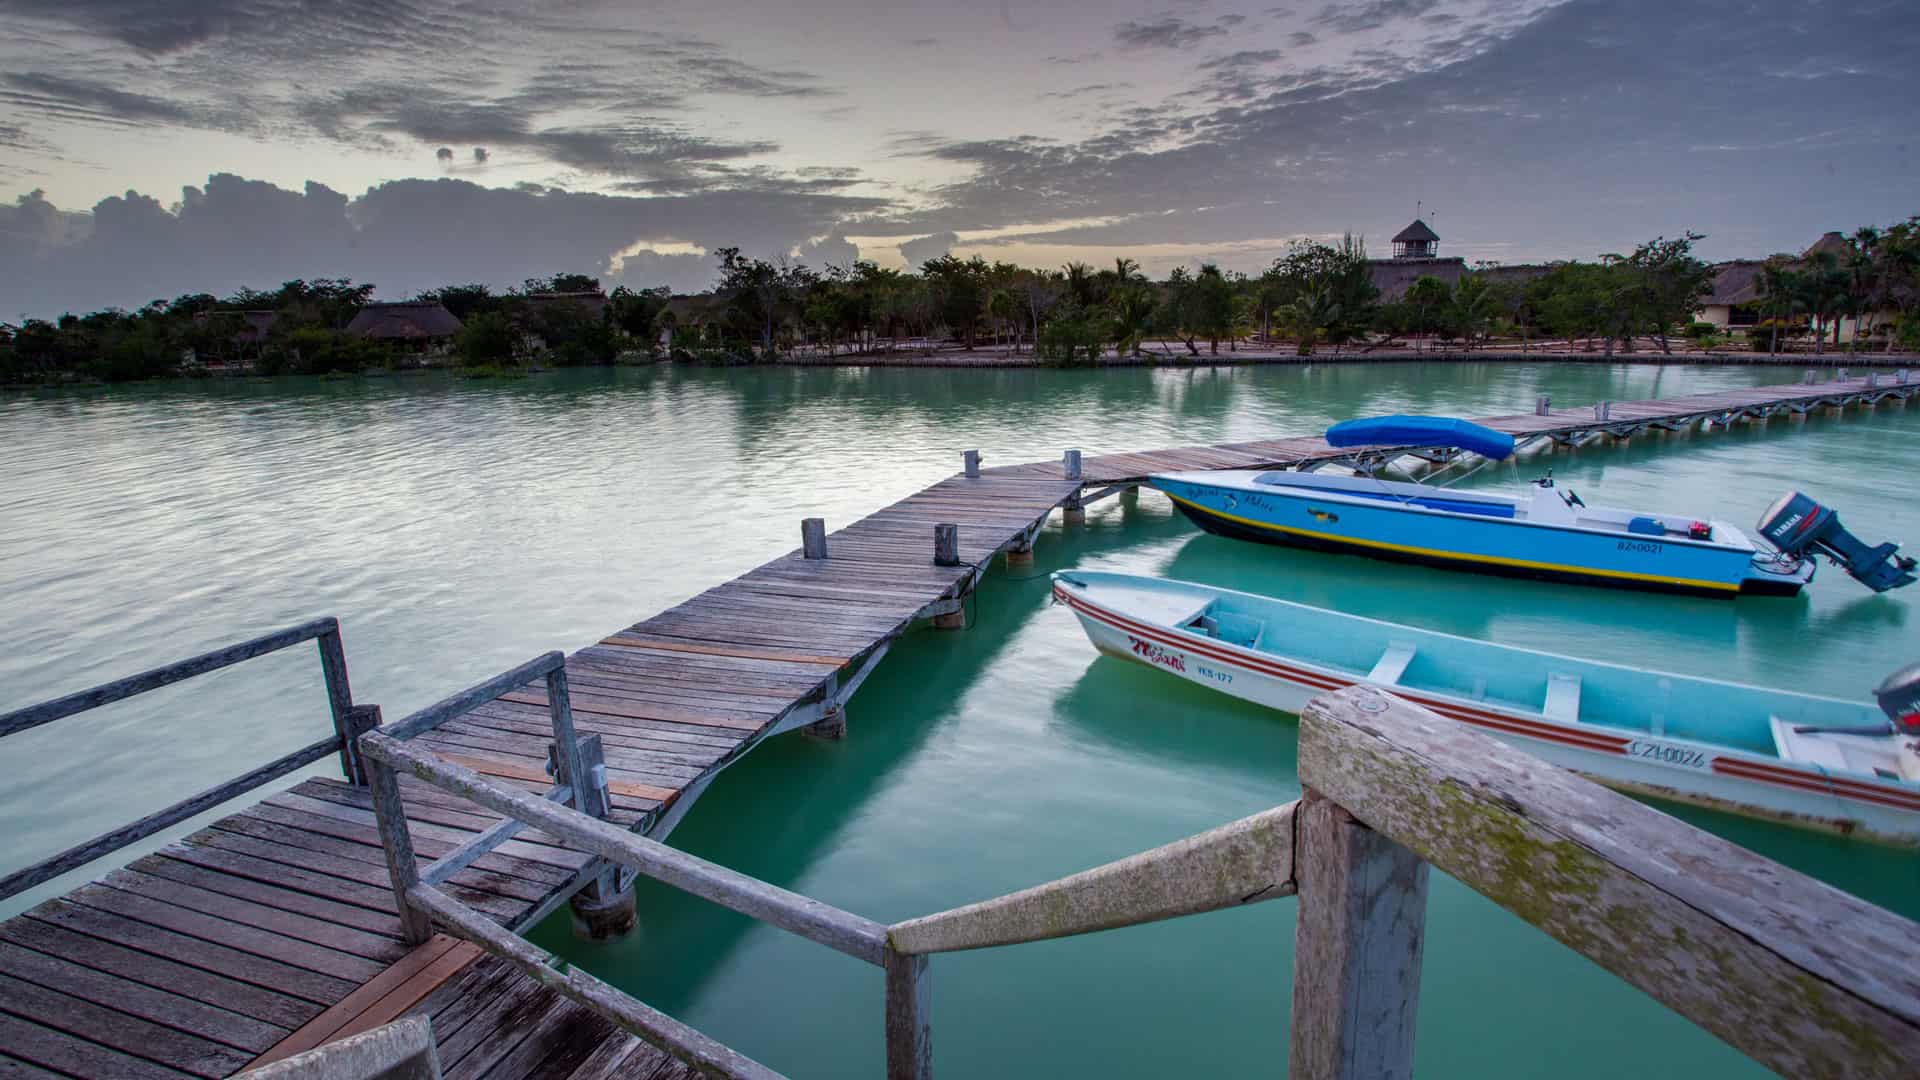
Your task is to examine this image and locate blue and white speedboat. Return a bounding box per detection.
[1151,415,1914,598]
[1055,571,1920,844]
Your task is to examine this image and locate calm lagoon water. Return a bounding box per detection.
[3,362,1917,1077]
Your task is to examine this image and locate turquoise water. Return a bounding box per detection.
[2,363,1915,1076]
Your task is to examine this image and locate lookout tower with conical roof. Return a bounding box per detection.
[1392,218,1439,259]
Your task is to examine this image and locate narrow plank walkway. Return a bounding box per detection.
[0,371,1908,1077]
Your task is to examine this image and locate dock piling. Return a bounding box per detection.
[963,450,981,478]
[1063,449,1083,481]
[933,524,960,567]
[802,517,828,560]
[1535,394,1551,416]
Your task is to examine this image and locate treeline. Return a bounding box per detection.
[0,273,667,383]
[678,219,1916,364]
[6,215,1916,383]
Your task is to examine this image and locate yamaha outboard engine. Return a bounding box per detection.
[1875,661,1920,735]
[1757,491,1917,592]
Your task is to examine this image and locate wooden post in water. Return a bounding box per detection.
[805,673,848,740]
[546,665,636,940]
[1534,394,1551,416]
[962,450,981,478]
[802,517,828,560]
[1062,450,1086,525]
[1289,789,1429,1080]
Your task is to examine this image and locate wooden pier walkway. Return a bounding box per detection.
[0,370,1911,1078]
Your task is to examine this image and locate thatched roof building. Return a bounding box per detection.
[523,291,609,318]
[346,301,463,340]
[1391,218,1440,259]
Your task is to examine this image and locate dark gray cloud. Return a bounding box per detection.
[1113,17,1229,49]
[898,231,958,267]
[886,0,1920,266]
[1312,0,1443,34]
[1,173,884,316]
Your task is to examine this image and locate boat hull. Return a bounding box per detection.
[1155,475,1807,598]
[1055,578,1920,846]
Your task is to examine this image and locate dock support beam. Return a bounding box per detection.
[1289,790,1428,1080]
[804,703,847,740]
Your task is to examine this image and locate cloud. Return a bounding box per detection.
[0,173,890,317]
[898,231,958,266]
[1312,0,1444,34]
[1113,18,1229,50]
[798,233,859,267]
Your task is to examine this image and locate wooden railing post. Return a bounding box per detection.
[316,620,354,740]
[1288,789,1429,1080]
[365,749,432,945]
[885,946,932,1080]
[339,704,383,786]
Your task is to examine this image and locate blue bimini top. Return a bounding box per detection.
[1324,415,1516,460]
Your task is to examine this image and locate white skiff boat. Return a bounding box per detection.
[1054,570,1920,845]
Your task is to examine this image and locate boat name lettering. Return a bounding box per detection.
[1195,664,1234,685]
[1127,635,1187,674]
[1626,739,1709,770]
[1616,540,1664,555]
[1238,493,1278,513]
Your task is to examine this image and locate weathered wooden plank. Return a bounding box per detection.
[599,635,850,667]
[1297,685,1920,1079]
[890,802,1298,955]
[245,935,483,1070]
[433,751,682,804]
[0,1010,194,1080]
[202,815,550,910]
[0,969,251,1078]
[69,880,389,984]
[133,855,401,937]
[1287,792,1428,1080]
[26,897,357,1005]
[100,868,410,962]
[0,916,316,1030]
[0,938,285,1053]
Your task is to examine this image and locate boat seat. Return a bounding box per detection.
[1543,673,1582,723]
[1769,716,1851,772]
[1367,644,1416,686]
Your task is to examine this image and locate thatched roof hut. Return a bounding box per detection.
[346,301,463,340]
[523,291,609,319]
[1391,219,1440,259]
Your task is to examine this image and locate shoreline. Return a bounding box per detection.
[8,347,1920,391]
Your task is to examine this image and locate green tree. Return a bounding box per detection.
[458,312,520,367]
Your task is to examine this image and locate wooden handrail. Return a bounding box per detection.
[352,664,1920,1080]
[1297,684,1920,1079]
[0,617,375,902]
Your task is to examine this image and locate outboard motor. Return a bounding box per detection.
[1876,661,1920,735]
[1756,491,1917,592]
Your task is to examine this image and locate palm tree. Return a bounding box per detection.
[1756,260,1800,356]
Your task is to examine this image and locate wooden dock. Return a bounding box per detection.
[0,370,1911,1078]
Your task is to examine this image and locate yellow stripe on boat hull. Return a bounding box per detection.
[1163,492,1742,593]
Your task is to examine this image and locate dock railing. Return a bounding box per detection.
[0,616,378,902]
[358,664,1920,1080]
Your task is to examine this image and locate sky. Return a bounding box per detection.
[0,0,1915,317]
